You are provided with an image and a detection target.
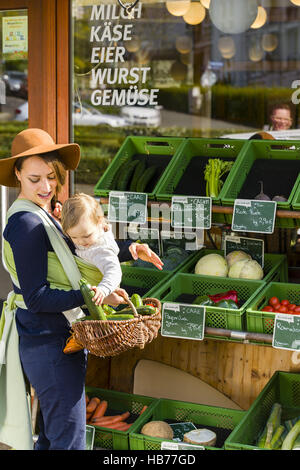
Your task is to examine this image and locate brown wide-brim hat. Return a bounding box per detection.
[0,127,81,187]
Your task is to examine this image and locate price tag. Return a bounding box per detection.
[224,235,264,267]
[161,441,205,450]
[171,196,211,230]
[232,199,276,234]
[273,313,300,351]
[108,191,147,224]
[161,302,205,340]
[85,425,95,450]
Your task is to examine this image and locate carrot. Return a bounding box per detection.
[86,396,100,413]
[85,394,90,405]
[139,405,148,415]
[91,411,130,425]
[91,399,108,419]
[95,421,131,431]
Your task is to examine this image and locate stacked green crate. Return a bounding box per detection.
[225,371,300,450]
[129,397,245,450]
[220,139,300,228]
[151,272,265,332]
[246,281,300,336]
[85,387,158,450]
[94,136,185,200]
[120,264,171,298]
[155,137,246,223]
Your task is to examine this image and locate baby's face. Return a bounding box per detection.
[67,216,102,248]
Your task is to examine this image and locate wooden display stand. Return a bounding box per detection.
[86,205,300,411]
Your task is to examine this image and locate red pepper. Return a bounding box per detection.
[208,290,238,304]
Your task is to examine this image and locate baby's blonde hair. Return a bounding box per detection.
[61,193,106,233]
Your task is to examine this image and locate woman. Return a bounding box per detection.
[0,128,163,450]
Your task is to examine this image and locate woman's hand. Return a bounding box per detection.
[103,288,129,307]
[129,242,163,270]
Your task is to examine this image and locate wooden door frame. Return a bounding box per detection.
[0,0,71,199]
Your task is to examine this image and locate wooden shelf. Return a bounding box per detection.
[99,197,300,221]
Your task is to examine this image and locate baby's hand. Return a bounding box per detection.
[91,286,106,306]
[52,201,62,220]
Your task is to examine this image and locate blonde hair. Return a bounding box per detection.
[61,193,106,233]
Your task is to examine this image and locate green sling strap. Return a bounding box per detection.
[0,199,104,450]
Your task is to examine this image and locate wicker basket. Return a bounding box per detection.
[71,298,161,357]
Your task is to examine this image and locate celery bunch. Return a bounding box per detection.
[204,158,233,198]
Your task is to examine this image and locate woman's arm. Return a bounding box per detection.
[5,212,84,313]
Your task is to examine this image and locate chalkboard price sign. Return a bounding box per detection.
[171,196,212,229]
[232,199,277,234]
[161,302,206,340]
[273,313,300,351]
[224,235,264,267]
[108,191,147,224]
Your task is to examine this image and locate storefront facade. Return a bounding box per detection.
[0,0,300,410]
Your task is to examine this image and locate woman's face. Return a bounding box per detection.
[15,155,58,209]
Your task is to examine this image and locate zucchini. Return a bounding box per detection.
[135,166,157,193]
[102,304,116,315]
[105,314,135,320]
[117,159,139,191]
[129,160,146,191]
[131,293,143,308]
[79,278,107,321]
[116,305,156,316]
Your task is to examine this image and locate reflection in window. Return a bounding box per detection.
[72,0,300,188]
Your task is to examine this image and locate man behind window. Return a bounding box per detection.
[269,103,294,131]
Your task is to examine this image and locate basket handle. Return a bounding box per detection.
[119,293,139,317]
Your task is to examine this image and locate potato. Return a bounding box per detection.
[141,420,174,439]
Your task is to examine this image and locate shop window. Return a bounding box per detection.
[71,0,300,191]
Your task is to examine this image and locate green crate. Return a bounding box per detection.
[177,248,288,284]
[129,397,245,450]
[220,139,300,228]
[121,264,170,298]
[151,272,265,332]
[246,281,300,336]
[292,179,300,212]
[225,371,300,450]
[85,387,158,450]
[94,136,185,200]
[155,138,246,224]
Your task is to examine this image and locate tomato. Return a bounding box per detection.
[269,297,280,307]
[262,306,274,312]
[293,306,300,314]
[280,299,290,306]
[273,304,281,311]
[288,304,296,311]
[278,306,288,313]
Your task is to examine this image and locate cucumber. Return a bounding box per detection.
[79,278,107,321]
[135,166,157,193]
[129,160,146,191]
[111,161,128,190]
[117,159,139,191]
[131,293,143,308]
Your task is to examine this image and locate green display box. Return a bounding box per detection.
[246,281,300,336]
[177,248,288,284]
[94,136,185,200]
[129,397,245,450]
[85,387,158,450]
[219,139,300,228]
[121,264,171,298]
[292,179,300,212]
[151,272,265,332]
[155,137,246,224]
[225,371,300,450]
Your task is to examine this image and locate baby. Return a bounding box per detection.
[61,193,126,307]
